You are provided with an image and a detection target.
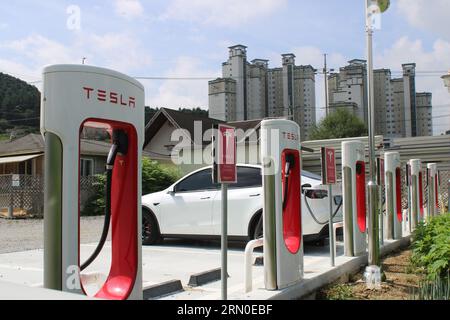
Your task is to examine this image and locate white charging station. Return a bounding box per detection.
[41,65,144,300]
[342,141,367,256]
[261,119,303,290]
[409,159,424,228]
[385,152,402,240]
[427,163,439,217]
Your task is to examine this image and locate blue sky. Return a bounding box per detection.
[0,0,449,134]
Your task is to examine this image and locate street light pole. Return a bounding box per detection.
[365,0,389,267]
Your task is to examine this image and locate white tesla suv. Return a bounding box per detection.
[141,164,343,245]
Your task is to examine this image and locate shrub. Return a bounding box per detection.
[141,157,181,195]
[81,174,106,216]
[81,158,181,216]
[410,214,450,279]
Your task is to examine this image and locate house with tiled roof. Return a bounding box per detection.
[0,133,119,176]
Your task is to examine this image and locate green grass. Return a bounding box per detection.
[320,284,354,300]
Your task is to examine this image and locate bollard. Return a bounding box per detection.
[8,206,13,219]
[244,238,264,293]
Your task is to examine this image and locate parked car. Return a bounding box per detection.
[141,164,343,245]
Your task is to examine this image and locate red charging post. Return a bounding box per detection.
[321,147,336,266]
[212,124,236,301]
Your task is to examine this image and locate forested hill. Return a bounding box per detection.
[0,72,209,139]
[0,72,41,135]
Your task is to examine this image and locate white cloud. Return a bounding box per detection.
[145,56,220,109]
[291,46,347,70]
[0,32,152,83]
[78,33,152,71]
[114,0,144,19]
[375,36,450,135]
[161,0,287,27]
[397,0,450,40]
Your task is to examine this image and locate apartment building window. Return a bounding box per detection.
[80,158,94,177]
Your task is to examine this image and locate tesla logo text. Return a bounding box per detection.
[83,87,135,108]
[282,132,299,141]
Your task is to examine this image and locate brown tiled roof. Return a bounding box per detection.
[0,134,118,157]
[144,108,224,147]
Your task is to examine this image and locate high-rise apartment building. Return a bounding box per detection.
[416,92,433,137]
[328,59,368,124]
[402,63,417,137]
[329,60,433,138]
[209,45,316,140]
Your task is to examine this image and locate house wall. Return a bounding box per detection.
[0,155,44,175]
[144,120,191,161]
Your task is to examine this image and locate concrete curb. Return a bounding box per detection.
[269,236,412,300]
[143,280,184,300]
[188,268,228,287]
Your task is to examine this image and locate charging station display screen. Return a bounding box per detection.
[355,161,366,233]
[281,149,301,254]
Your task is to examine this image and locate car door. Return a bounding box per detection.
[212,166,263,236]
[159,168,219,235]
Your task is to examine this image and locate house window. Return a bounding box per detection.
[80,158,94,177]
[18,160,33,175]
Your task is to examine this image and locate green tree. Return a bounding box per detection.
[309,109,368,140]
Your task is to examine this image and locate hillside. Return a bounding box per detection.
[0,72,209,140]
[0,72,41,137]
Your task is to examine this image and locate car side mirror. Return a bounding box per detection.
[168,186,176,195]
[301,183,312,194]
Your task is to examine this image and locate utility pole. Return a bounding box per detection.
[323,54,330,117]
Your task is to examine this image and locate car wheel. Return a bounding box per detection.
[142,209,161,245]
[253,214,263,240]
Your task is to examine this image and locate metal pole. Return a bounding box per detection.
[221,183,228,300]
[366,32,376,183]
[364,1,380,266]
[377,169,384,246]
[324,54,329,117]
[366,5,380,266]
[328,184,335,266]
[368,182,380,266]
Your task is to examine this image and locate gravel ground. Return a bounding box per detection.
[318,249,421,300]
[0,216,106,254]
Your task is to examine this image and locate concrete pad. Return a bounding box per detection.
[0,236,411,300]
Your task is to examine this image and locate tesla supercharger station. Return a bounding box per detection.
[427,163,439,217]
[409,160,423,228]
[261,119,303,290]
[41,65,144,300]
[342,141,367,257]
[385,152,402,240]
